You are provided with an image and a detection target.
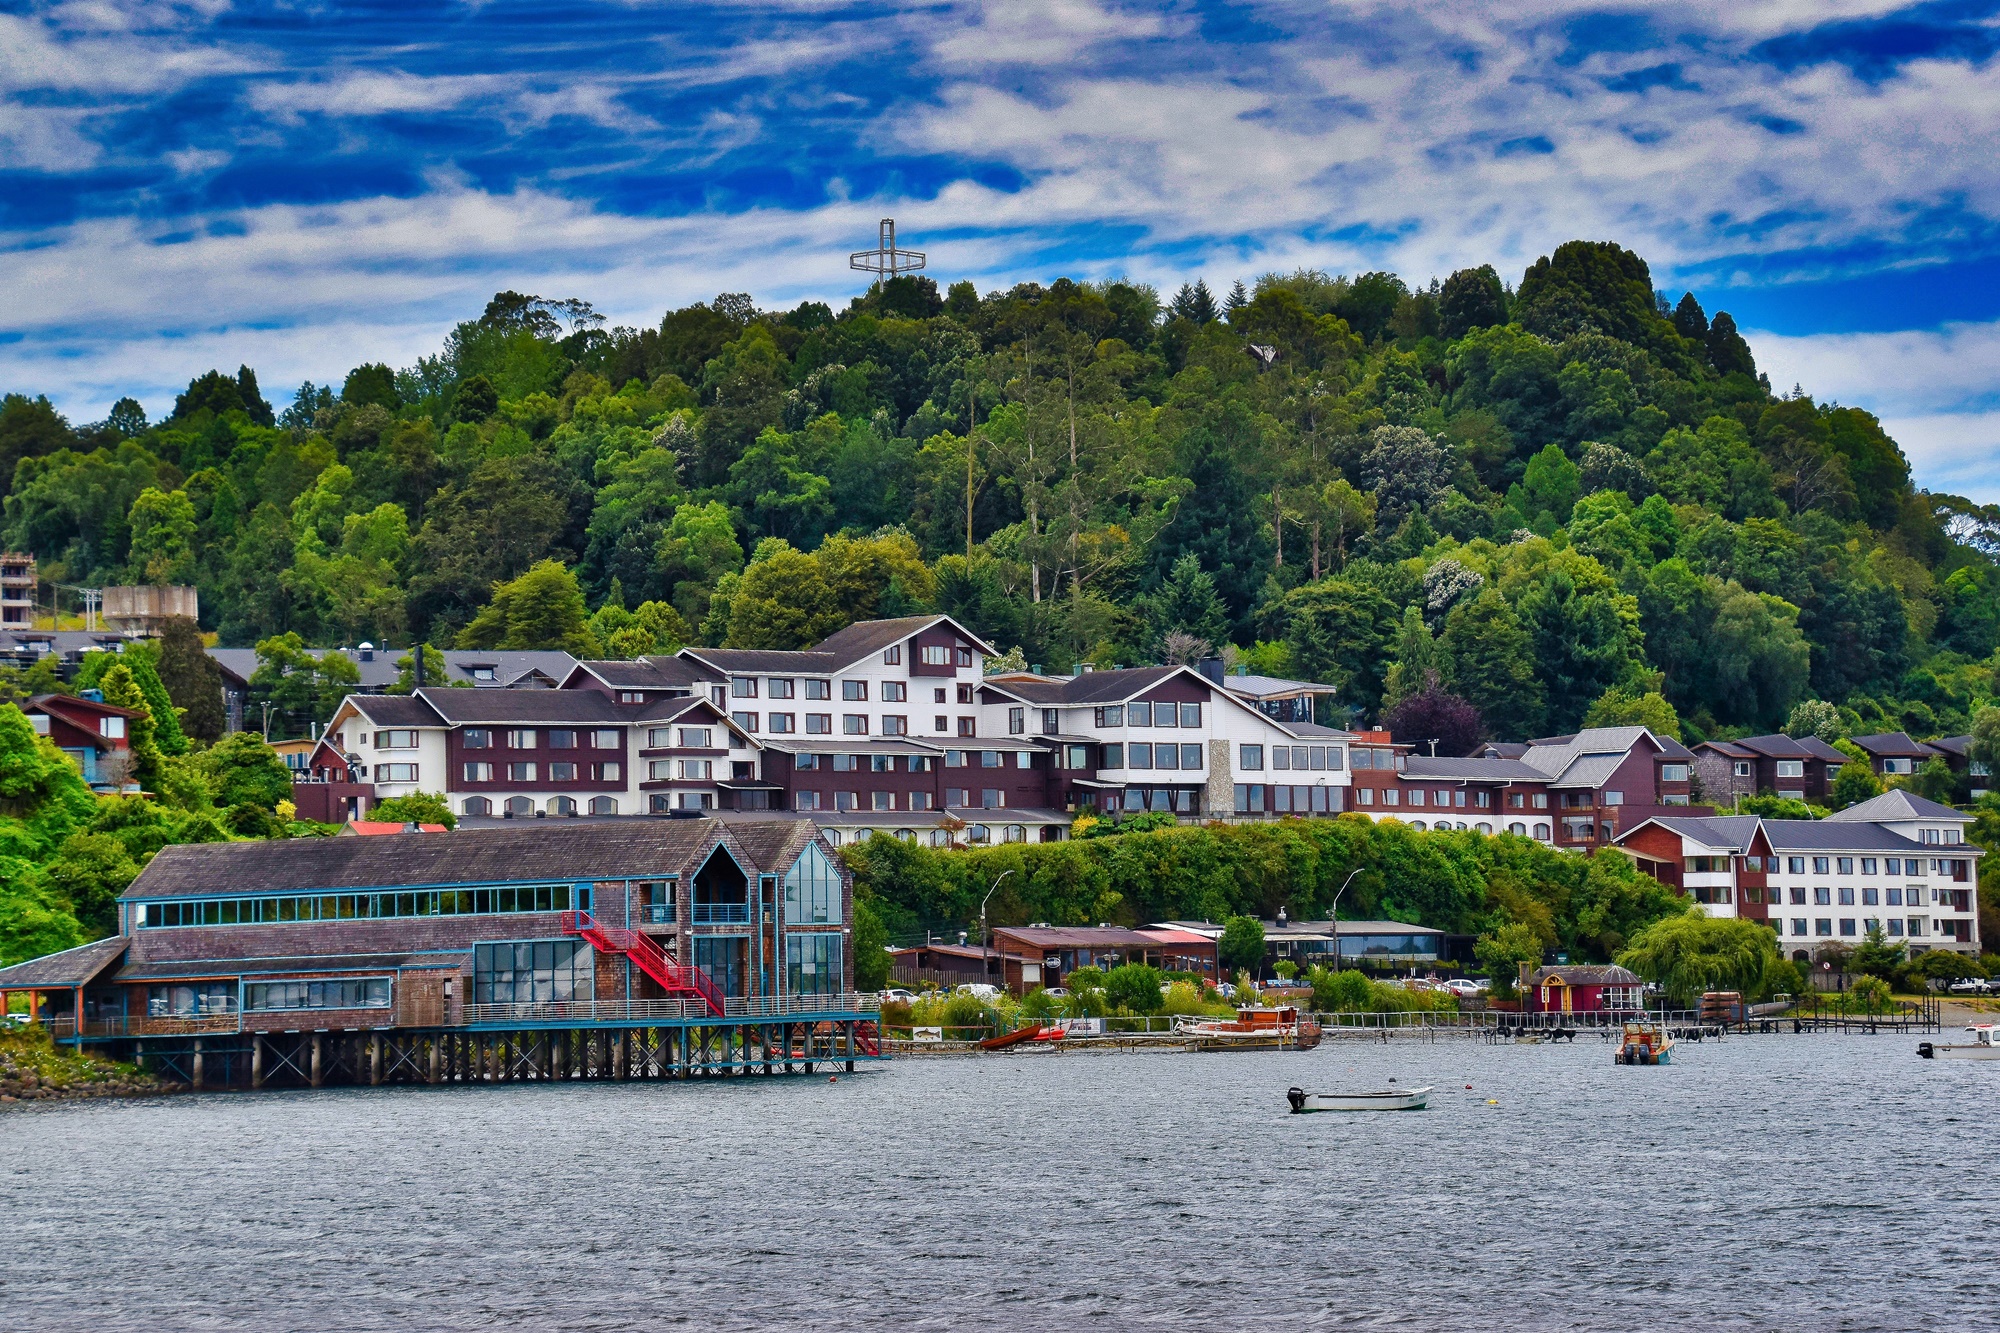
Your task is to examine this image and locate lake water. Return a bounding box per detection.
[3,1033,1995,1331]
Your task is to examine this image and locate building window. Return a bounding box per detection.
[1812,856,1830,874]
[1788,857,1806,874]
[504,730,536,749]
[732,677,758,698]
[732,712,759,732]
[375,730,418,749]
[1356,788,1374,806]
[957,717,976,737]
[463,796,491,817]
[99,716,126,739]
[956,648,974,668]
[549,762,577,781]
[463,729,491,749]
[933,715,949,732]
[377,763,418,783]
[506,762,537,782]
[673,759,710,780]
[768,713,795,734]
[832,755,858,772]
[910,792,934,810]
[1180,703,1202,727]
[463,762,494,782]
[1815,919,1832,936]
[921,645,951,666]
[1095,705,1125,728]
[795,791,822,811]
[843,714,869,735]
[589,730,617,749]
[785,932,844,996]
[872,791,895,811]
[842,680,867,702]
[804,679,831,700]
[982,789,1005,808]
[1009,707,1025,735]
[1776,760,1804,778]
[877,681,906,704]
[589,796,617,815]
[547,730,576,749]
[806,714,832,734]
[1660,764,1688,782]
[473,940,594,1005]
[244,977,391,1012]
[946,787,969,806]
[591,762,619,781]
[1240,744,1264,771]
[1602,791,1623,806]
[1099,743,1123,769]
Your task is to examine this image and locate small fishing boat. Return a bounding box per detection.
[1287,1083,1430,1113]
[1918,1023,2000,1060]
[1177,1005,1323,1052]
[1614,1020,1674,1065]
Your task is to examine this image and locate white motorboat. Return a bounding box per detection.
[1287,1083,1430,1112]
[1919,1023,2000,1060]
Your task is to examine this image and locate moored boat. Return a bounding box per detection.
[1614,1020,1674,1065]
[1287,1084,1430,1112]
[1176,1005,1322,1051]
[1918,1023,2000,1060]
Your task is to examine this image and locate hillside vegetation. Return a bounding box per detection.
[2,238,1994,749]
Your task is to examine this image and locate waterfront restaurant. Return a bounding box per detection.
[1160,917,1450,977]
[0,819,878,1088]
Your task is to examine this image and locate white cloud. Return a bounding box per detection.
[1876,413,2000,505]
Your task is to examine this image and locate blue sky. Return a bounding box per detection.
[4,0,1999,498]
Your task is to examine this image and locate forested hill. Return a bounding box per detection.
[3,238,1997,745]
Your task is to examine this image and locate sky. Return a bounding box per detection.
[4,0,1999,499]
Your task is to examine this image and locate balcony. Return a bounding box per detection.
[642,903,675,926]
[458,994,879,1026]
[691,901,750,925]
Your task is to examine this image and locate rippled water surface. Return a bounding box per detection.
[4,1034,1995,1331]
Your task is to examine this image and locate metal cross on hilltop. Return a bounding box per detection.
[849,218,926,282]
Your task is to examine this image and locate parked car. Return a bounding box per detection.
[1947,978,1994,995]
[881,988,916,1004]
[954,983,1002,1001]
[1215,982,1238,999]
[1441,978,1484,998]
[1041,987,1070,998]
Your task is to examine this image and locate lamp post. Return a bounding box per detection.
[1328,868,1361,975]
[981,869,1015,988]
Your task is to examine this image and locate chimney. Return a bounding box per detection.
[404,821,421,834]
[1197,657,1225,686]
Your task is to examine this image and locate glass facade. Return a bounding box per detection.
[139,883,588,928]
[147,982,235,1017]
[786,933,844,997]
[692,937,744,998]
[472,940,595,1005]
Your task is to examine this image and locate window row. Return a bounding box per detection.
[461,729,620,750]
[473,940,595,1006]
[1101,742,1204,772]
[1784,885,1937,907]
[244,977,392,1012]
[794,753,938,773]
[1234,784,1346,815]
[139,883,587,927]
[1766,855,1928,876]
[1789,917,1929,938]
[795,791,939,812]
[1089,701,1204,729]
[730,712,934,737]
[461,762,620,783]
[1238,744,1346,773]
[646,726,714,749]
[461,795,621,817]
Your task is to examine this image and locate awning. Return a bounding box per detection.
[716,779,783,790]
[1066,778,1125,789]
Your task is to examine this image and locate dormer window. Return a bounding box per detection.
[883,645,901,665]
[619,691,644,703]
[469,665,497,682]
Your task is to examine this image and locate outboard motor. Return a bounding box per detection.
[1917,1042,1934,1060]
[1287,1087,1306,1112]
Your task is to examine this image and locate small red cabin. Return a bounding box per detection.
[1524,964,1643,1014]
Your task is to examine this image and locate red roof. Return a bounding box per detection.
[339,821,449,836]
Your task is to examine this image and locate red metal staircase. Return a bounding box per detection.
[854,1021,881,1056]
[560,911,725,1018]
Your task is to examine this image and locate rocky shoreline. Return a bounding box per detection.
[0,1026,178,1108]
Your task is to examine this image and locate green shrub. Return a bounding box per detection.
[1104,962,1165,1015]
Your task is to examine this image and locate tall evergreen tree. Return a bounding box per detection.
[156,616,226,744]
[1671,292,1708,341]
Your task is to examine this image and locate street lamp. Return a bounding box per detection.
[981,869,1015,988]
[1328,868,1361,975]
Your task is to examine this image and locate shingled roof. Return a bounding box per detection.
[0,935,130,989]
[120,820,749,899]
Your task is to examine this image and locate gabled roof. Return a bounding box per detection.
[1617,814,1761,852]
[1848,732,1938,759]
[1528,964,1639,985]
[400,688,631,725]
[988,924,1162,951]
[1218,672,1339,701]
[679,615,996,678]
[1515,727,1663,787]
[1758,819,1944,853]
[1926,735,1972,760]
[0,934,129,990]
[724,820,828,876]
[1824,789,1967,823]
[338,694,447,727]
[28,693,140,719]
[562,657,710,691]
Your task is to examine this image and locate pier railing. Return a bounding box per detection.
[458,993,880,1026]
[40,1014,243,1039]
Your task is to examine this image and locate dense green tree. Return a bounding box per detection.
[195,732,293,809]
[1438,265,1509,339]
[458,559,597,653]
[1441,589,1544,739]
[1218,915,1266,975]
[368,791,457,828]
[1151,416,1272,634]
[1279,578,1398,711]
[156,617,226,743]
[1617,910,1780,1005]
